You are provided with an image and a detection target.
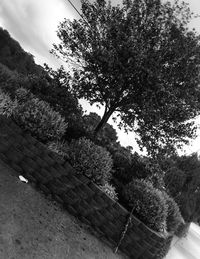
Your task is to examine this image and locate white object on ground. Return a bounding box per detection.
[19,175,28,183]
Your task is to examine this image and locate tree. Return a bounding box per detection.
[0,28,43,75]
[83,112,118,146]
[164,153,200,222]
[53,0,200,156]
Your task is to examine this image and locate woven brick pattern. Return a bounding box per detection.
[0,116,172,259]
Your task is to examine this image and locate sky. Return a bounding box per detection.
[0,0,200,154]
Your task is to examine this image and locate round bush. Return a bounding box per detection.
[69,137,113,184]
[13,97,67,142]
[163,192,184,233]
[124,179,168,232]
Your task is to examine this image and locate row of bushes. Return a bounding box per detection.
[46,135,183,234]
[0,78,183,236]
[0,87,118,201]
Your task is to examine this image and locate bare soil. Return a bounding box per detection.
[0,160,127,259]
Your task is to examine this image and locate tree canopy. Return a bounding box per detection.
[53,0,200,156]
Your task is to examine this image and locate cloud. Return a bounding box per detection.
[0,0,76,67]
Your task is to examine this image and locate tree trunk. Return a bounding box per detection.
[94,108,114,135]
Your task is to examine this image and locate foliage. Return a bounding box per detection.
[69,137,113,184]
[175,153,200,172]
[53,0,200,157]
[124,179,168,232]
[163,153,200,223]
[163,192,184,233]
[175,221,190,238]
[113,147,132,170]
[15,87,33,104]
[164,166,186,197]
[0,27,43,75]
[0,63,20,97]
[100,183,118,201]
[19,67,83,131]
[113,150,165,190]
[83,112,118,147]
[47,140,69,158]
[13,95,67,142]
[0,90,18,117]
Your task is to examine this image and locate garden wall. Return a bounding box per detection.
[0,115,171,259]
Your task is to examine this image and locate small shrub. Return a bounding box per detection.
[0,90,18,117]
[47,140,69,158]
[69,137,113,184]
[100,183,118,201]
[13,97,67,142]
[124,179,168,232]
[163,192,184,233]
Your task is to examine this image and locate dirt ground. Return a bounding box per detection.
[0,160,127,259]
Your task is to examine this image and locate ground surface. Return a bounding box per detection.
[165,223,200,259]
[0,160,127,259]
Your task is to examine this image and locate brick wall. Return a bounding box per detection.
[0,116,172,259]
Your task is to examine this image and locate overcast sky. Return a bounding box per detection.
[0,0,200,154]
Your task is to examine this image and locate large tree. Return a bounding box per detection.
[53,0,200,156]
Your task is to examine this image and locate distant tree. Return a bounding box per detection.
[0,27,43,75]
[164,153,200,222]
[83,112,118,146]
[53,0,200,156]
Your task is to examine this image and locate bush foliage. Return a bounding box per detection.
[0,90,18,117]
[100,183,118,201]
[69,137,113,184]
[13,95,67,142]
[124,179,168,232]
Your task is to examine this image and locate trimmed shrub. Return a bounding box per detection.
[124,179,168,232]
[47,140,69,158]
[69,137,113,184]
[13,97,67,142]
[0,90,18,117]
[100,183,118,201]
[163,192,184,233]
